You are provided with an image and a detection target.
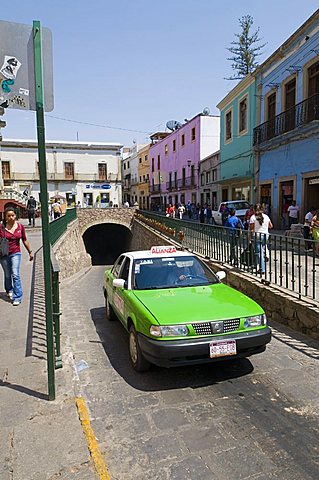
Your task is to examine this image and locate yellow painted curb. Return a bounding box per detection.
[76,396,111,480]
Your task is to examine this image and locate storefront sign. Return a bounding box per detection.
[85,183,111,189]
[309,178,319,185]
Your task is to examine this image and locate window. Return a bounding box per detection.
[225,110,232,141]
[146,174,149,181]
[151,158,154,172]
[285,79,296,110]
[1,161,10,179]
[267,92,276,120]
[112,256,125,277]
[239,97,248,133]
[173,139,176,151]
[139,176,142,182]
[174,171,177,188]
[191,127,196,141]
[123,163,126,170]
[127,161,130,168]
[182,167,186,186]
[308,61,319,96]
[165,144,168,154]
[157,155,160,169]
[98,163,107,180]
[206,171,211,184]
[139,157,142,163]
[212,169,217,181]
[64,162,74,180]
[181,134,185,146]
[145,154,148,162]
[200,173,204,186]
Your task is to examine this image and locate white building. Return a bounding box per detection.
[0,139,123,207]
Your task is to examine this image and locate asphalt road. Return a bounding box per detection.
[61,266,319,480]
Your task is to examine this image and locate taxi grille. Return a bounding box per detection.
[192,319,240,335]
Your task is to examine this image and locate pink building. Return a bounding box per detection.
[149,113,219,210]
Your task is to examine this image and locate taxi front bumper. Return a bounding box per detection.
[137,327,271,368]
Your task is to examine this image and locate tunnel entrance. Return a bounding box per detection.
[82,223,132,265]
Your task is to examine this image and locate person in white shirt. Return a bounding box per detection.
[304,207,315,251]
[288,200,300,228]
[249,204,273,274]
[178,204,185,220]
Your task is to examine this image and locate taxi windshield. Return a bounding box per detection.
[133,255,219,290]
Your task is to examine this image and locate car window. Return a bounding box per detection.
[120,257,131,283]
[133,256,219,290]
[112,256,125,278]
[227,201,250,210]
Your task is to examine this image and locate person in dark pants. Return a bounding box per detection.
[304,207,315,251]
[26,196,37,227]
[224,208,243,265]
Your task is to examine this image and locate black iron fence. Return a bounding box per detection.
[254,94,319,146]
[137,210,318,302]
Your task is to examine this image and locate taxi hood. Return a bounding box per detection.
[133,283,263,325]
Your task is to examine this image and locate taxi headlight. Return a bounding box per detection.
[150,325,189,337]
[244,314,266,328]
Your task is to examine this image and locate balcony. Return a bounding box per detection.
[166,176,197,191]
[150,183,161,194]
[254,94,319,146]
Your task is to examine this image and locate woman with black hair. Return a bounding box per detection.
[0,207,33,305]
[249,204,273,274]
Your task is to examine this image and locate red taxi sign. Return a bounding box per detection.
[151,246,177,255]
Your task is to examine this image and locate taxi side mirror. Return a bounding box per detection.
[113,278,126,289]
[216,271,226,281]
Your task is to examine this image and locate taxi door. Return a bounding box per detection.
[112,256,131,326]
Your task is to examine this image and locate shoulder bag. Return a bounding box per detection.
[0,225,9,257]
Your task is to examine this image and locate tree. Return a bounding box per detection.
[226,15,266,80]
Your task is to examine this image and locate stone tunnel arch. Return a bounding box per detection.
[82,222,132,265]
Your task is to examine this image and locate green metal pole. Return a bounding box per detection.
[33,20,55,400]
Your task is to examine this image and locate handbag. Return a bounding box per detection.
[0,225,9,257]
[240,243,258,267]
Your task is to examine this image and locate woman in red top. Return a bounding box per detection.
[0,207,33,305]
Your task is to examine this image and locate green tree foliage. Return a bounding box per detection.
[226,15,266,80]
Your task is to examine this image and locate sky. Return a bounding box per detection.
[2,1,319,147]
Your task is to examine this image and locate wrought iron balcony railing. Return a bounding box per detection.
[253,93,319,146]
[166,176,197,191]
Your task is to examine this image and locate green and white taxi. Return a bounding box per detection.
[103,246,271,371]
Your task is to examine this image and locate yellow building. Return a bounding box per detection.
[137,144,150,210]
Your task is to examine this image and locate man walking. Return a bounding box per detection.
[26,195,37,227]
[288,200,300,228]
[225,208,243,265]
[304,207,315,251]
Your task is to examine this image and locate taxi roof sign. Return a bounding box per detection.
[151,246,177,255]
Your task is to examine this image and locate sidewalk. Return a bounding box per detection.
[0,228,96,480]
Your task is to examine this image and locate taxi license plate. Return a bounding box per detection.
[210,340,237,358]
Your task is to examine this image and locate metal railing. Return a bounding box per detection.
[166,176,197,191]
[50,249,62,369]
[137,210,318,302]
[49,207,77,245]
[254,93,319,146]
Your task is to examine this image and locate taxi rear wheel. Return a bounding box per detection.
[129,326,151,372]
[106,297,117,321]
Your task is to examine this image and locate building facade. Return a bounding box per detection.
[149,113,220,210]
[217,74,256,204]
[199,150,220,209]
[0,139,123,207]
[137,144,150,210]
[253,10,319,227]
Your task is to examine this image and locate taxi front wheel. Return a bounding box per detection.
[129,326,151,372]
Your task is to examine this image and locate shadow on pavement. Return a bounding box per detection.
[90,306,254,392]
[0,379,48,400]
[25,247,47,361]
[270,320,319,360]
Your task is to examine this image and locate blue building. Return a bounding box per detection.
[217,74,257,204]
[253,9,319,227]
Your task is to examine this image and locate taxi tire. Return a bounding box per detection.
[106,297,117,321]
[129,326,151,372]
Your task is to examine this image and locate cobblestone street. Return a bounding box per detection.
[62,266,319,480]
